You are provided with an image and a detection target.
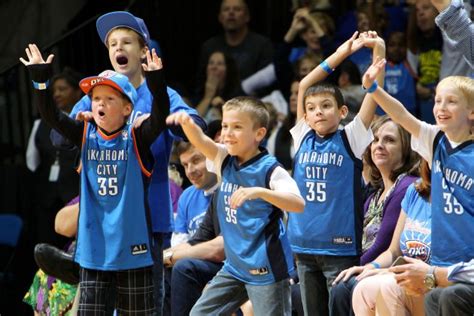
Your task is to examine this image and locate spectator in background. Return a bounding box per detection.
[26,67,82,248]
[195,51,242,123]
[407,0,443,123]
[197,0,273,88]
[382,31,418,116]
[336,60,364,124]
[171,142,218,247]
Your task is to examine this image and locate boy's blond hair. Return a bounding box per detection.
[437,76,474,109]
[223,96,269,130]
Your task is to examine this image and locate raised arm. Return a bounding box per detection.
[297,31,363,122]
[134,49,169,149]
[357,32,386,129]
[166,112,218,161]
[362,58,422,138]
[20,44,83,147]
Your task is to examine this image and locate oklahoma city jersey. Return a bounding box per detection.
[75,122,153,270]
[430,133,474,266]
[290,128,363,256]
[217,151,294,285]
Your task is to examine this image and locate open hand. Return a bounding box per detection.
[19,44,54,66]
[142,48,162,72]
[362,57,386,89]
[333,265,367,285]
[336,31,364,57]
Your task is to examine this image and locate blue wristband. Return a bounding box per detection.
[369,261,381,269]
[320,60,334,74]
[32,80,49,90]
[364,80,378,93]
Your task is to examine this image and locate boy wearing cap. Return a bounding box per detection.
[21,44,166,315]
[57,11,206,313]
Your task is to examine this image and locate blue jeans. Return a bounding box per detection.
[190,269,291,316]
[329,276,358,316]
[296,254,359,316]
[171,258,223,316]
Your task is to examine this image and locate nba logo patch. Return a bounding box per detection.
[122,130,129,140]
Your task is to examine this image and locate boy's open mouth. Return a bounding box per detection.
[116,56,128,65]
[98,110,106,117]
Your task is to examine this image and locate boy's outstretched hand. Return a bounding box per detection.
[362,57,386,89]
[19,44,54,66]
[142,48,162,72]
[335,31,364,58]
[166,111,194,127]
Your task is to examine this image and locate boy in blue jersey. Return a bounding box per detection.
[166,97,305,316]
[171,141,218,246]
[55,11,206,313]
[289,31,385,316]
[21,44,167,314]
[362,60,474,270]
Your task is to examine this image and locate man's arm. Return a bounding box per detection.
[165,236,225,267]
[434,0,474,66]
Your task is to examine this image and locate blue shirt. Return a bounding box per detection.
[217,150,294,285]
[431,133,474,266]
[70,82,204,233]
[289,129,363,256]
[400,183,432,263]
[175,186,211,237]
[380,61,417,116]
[76,123,153,270]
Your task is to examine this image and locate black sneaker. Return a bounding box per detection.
[34,243,80,285]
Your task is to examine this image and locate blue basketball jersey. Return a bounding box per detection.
[75,122,153,270]
[400,183,432,263]
[381,61,417,115]
[289,129,363,256]
[70,82,200,233]
[217,151,294,285]
[431,133,474,266]
[175,186,211,236]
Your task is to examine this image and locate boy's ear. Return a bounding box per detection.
[123,102,133,117]
[141,46,148,61]
[255,126,267,142]
[339,105,349,119]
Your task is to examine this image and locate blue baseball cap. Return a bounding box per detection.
[79,70,138,106]
[96,11,150,46]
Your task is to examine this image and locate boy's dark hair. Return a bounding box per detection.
[364,116,420,190]
[339,60,361,85]
[303,83,345,110]
[223,96,269,130]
